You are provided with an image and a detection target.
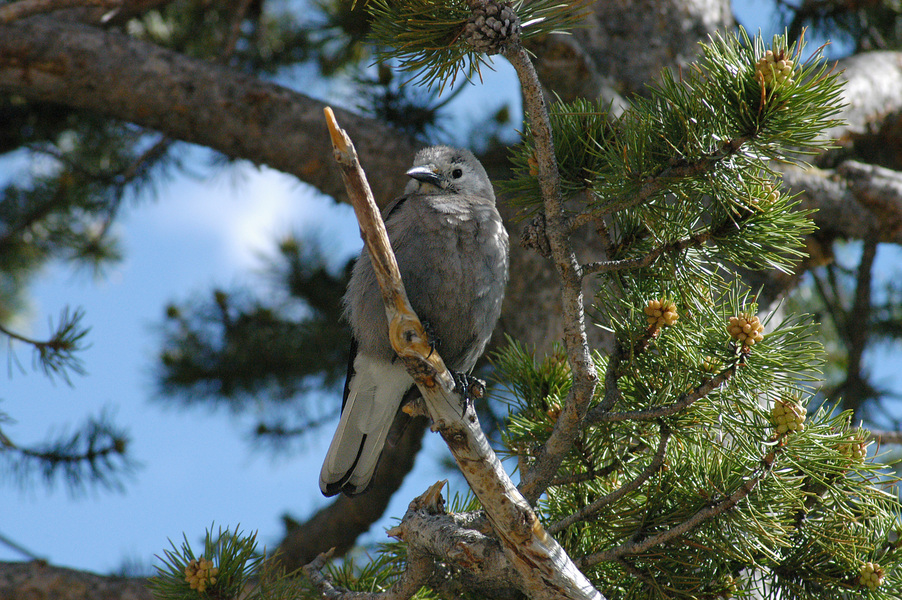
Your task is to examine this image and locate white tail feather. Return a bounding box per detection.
[319,355,412,496]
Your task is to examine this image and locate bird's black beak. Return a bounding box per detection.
[406,165,446,189]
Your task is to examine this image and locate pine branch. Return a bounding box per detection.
[0,410,134,495]
[547,422,671,536]
[505,45,600,508]
[0,307,89,384]
[578,459,773,568]
[587,362,738,424]
[582,228,716,276]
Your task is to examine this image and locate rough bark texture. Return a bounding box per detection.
[573,0,734,95]
[0,561,151,600]
[825,51,902,144]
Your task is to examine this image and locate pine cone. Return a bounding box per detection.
[838,434,868,461]
[184,557,219,593]
[770,397,806,435]
[464,1,521,55]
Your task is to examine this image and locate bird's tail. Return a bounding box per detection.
[319,355,413,496]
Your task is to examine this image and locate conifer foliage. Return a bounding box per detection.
[149,1,901,599]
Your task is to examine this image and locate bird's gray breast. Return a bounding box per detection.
[344,194,508,371]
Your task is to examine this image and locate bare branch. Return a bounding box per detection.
[386,483,523,600]
[0,561,151,600]
[825,51,902,144]
[870,430,902,445]
[0,16,417,207]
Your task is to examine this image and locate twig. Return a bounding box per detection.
[869,429,902,444]
[302,549,347,599]
[505,46,599,507]
[323,107,604,600]
[0,321,54,350]
[582,229,715,276]
[221,0,256,61]
[0,0,118,24]
[594,326,661,416]
[588,364,737,424]
[567,210,599,234]
[548,423,671,535]
[579,461,772,568]
[304,543,433,600]
[548,441,649,487]
[598,136,753,218]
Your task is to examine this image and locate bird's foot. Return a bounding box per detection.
[451,371,486,416]
[421,320,441,359]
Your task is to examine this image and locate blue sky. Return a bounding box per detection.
[6,0,896,577]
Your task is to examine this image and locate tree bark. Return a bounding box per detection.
[571,0,734,96]
[0,561,150,600]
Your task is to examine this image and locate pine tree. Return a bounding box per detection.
[149,2,900,598]
[3,0,902,598]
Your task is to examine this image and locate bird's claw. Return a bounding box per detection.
[451,371,485,417]
[421,319,439,359]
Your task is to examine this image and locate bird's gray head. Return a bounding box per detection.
[404,146,495,203]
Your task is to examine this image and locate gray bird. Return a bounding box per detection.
[319,145,509,497]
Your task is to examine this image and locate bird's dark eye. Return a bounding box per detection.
[451,168,463,179]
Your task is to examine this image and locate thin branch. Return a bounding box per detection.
[869,429,902,444]
[840,237,878,413]
[583,228,716,276]
[595,326,661,417]
[505,46,599,507]
[588,363,738,424]
[547,422,671,536]
[567,210,600,234]
[0,308,89,383]
[303,545,433,600]
[220,0,256,61]
[303,549,353,599]
[597,136,752,218]
[548,441,649,487]
[0,531,46,561]
[579,461,772,568]
[0,0,118,24]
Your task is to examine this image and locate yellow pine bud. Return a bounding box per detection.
[644,298,678,328]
